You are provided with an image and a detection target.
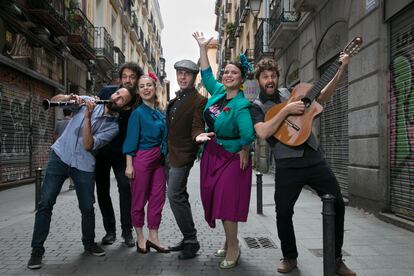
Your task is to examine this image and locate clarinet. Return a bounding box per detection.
[42,99,111,110]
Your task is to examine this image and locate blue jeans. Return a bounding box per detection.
[31,151,96,256]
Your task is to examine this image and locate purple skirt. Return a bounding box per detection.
[200,140,252,228]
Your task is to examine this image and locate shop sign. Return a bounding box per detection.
[2,29,64,84]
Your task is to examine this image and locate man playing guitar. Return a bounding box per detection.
[250,52,356,276]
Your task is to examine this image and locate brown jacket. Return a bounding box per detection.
[166,88,206,167]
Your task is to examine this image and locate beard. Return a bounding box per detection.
[106,101,123,113]
[260,82,277,96]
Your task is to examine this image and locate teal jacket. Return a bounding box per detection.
[201,67,255,153]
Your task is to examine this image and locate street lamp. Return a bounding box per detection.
[249,0,262,17]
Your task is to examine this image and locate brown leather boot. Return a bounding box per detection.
[277,258,297,273]
[336,258,357,276]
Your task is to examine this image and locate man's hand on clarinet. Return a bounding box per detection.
[66,93,83,105]
[83,99,96,119]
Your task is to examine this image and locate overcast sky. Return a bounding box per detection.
[158,0,217,95]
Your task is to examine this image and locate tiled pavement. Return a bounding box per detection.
[0,164,414,275]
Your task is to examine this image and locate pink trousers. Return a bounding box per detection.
[130,147,166,229]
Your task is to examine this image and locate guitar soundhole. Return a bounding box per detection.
[301,97,311,107]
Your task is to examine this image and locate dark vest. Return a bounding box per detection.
[253,88,319,159]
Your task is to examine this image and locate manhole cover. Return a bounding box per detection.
[243,237,277,249]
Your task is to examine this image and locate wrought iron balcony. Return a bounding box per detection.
[226,35,236,49]
[146,45,151,63]
[239,0,249,23]
[254,20,273,61]
[25,0,70,36]
[234,7,244,37]
[131,12,140,43]
[225,48,231,60]
[225,0,232,13]
[215,0,222,15]
[268,9,300,49]
[122,0,132,29]
[114,47,125,68]
[136,27,145,53]
[94,27,115,71]
[67,7,95,60]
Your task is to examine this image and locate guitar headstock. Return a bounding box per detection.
[343,37,363,57]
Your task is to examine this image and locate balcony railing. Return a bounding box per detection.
[268,4,300,49]
[225,0,232,13]
[235,7,244,37]
[269,10,300,30]
[25,0,69,36]
[140,28,145,43]
[254,20,266,61]
[144,40,150,61]
[114,48,125,67]
[94,27,114,66]
[225,48,231,60]
[67,7,95,59]
[226,35,236,49]
[239,0,249,23]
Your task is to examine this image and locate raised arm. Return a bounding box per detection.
[193,32,213,70]
[193,32,223,95]
[318,53,349,103]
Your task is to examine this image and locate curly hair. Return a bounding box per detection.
[118,62,144,80]
[254,59,280,80]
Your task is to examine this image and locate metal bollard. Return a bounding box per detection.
[35,168,43,211]
[321,194,336,276]
[256,172,263,214]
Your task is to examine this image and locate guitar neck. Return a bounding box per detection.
[306,61,341,101]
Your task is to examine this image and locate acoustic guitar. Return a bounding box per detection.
[264,36,363,147]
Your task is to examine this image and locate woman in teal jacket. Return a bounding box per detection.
[193,32,255,269]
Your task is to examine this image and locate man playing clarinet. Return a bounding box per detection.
[27,86,137,270]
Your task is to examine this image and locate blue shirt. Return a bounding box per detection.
[51,96,119,172]
[123,104,167,156]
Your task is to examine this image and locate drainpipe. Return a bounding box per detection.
[263,0,269,53]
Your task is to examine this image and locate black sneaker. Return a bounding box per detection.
[84,243,106,256]
[101,232,116,245]
[122,231,135,248]
[27,254,42,269]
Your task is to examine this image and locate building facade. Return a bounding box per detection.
[214,0,414,227]
[0,0,166,187]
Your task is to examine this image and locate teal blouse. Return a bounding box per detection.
[123,104,167,156]
[201,66,255,153]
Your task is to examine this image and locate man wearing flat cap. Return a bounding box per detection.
[166,59,206,259]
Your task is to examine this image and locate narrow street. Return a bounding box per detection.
[1,164,414,275]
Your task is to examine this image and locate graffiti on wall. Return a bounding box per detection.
[0,68,54,183]
[390,34,414,186]
[0,93,31,158]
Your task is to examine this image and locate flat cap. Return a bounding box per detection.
[174,59,199,74]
